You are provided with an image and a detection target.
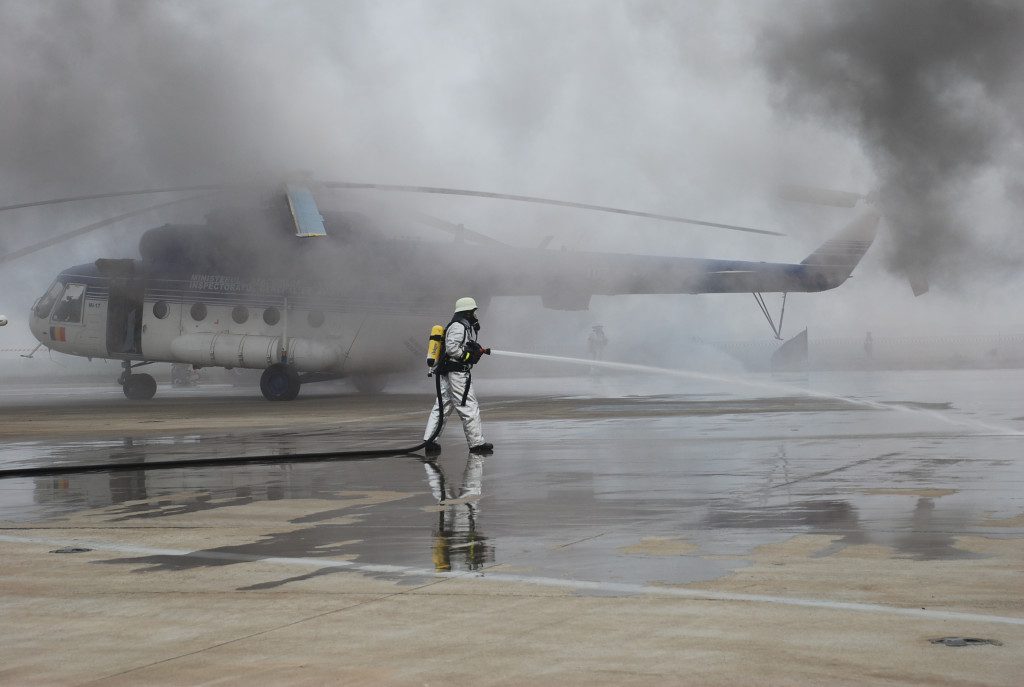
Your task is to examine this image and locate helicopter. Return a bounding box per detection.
[2,179,878,401]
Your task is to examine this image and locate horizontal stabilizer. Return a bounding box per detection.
[771,328,808,372]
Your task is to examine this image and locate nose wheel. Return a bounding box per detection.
[118,360,157,400]
[123,373,157,400]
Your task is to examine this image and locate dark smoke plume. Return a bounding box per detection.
[760,0,1024,287]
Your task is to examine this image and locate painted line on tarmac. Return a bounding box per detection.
[4,532,1024,627]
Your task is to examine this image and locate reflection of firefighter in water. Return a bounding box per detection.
[422,454,493,571]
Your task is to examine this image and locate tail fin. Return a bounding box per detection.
[801,211,880,275]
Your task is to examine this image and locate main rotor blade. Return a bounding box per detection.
[0,195,210,265]
[0,184,235,213]
[323,181,785,237]
[407,210,509,247]
[778,185,865,208]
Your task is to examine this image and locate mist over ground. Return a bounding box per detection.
[1,0,1022,377]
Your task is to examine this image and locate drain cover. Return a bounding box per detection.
[930,637,1002,647]
[50,546,92,554]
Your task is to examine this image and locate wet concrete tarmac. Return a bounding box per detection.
[3,371,1022,573]
[1,369,1023,684]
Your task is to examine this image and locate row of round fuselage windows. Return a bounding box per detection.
[151,301,326,328]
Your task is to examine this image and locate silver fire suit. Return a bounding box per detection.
[423,318,486,447]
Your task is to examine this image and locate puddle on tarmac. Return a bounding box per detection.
[2,369,1023,590]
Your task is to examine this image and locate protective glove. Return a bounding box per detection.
[463,341,491,364]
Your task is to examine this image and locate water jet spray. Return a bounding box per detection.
[490,350,1024,437]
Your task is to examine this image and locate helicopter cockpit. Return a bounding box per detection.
[49,283,86,324]
[32,279,64,320]
[31,277,79,344]
[29,268,110,359]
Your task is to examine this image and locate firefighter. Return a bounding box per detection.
[423,297,493,454]
[587,324,608,360]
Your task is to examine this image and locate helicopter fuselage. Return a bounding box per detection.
[28,209,878,399]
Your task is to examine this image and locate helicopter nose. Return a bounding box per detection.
[0,314,8,326]
[28,309,48,344]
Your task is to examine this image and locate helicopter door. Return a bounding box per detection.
[106,277,145,356]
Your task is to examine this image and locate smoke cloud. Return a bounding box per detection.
[759,0,1024,285]
[2,0,1023,362]
[0,2,374,194]
[0,1,791,338]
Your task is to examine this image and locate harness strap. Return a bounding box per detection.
[460,371,472,407]
[439,315,475,374]
[437,362,470,375]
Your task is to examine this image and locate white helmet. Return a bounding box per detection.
[454,297,478,313]
[0,315,7,327]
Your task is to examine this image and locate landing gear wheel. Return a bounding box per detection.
[122,373,157,400]
[351,374,388,394]
[260,363,301,401]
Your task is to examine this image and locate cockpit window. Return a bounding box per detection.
[51,283,87,324]
[33,280,65,320]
